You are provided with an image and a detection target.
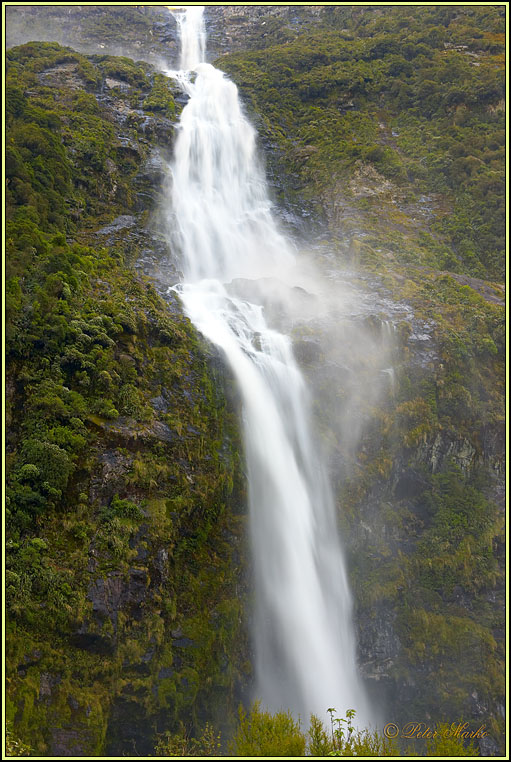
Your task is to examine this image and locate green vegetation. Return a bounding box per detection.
[336,277,504,740]
[339,302,504,742]
[389,269,504,441]
[157,705,480,757]
[6,42,246,756]
[216,7,503,749]
[5,723,34,757]
[94,54,150,88]
[413,467,501,596]
[231,702,306,757]
[143,73,176,119]
[155,722,222,756]
[218,5,505,280]
[5,6,505,756]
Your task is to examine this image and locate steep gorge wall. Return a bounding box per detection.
[5,5,506,755]
[210,5,505,753]
[5,43,249,755]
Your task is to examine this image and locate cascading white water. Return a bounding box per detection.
[166,6,371,725]
[174,5,206,72]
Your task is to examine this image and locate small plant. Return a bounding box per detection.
[155,722,221,757]
[5,723,33,756]
[328,706,356,750]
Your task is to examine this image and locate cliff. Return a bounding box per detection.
[5,5,505,756]
[212,5,505,753]
[5,41,249,755]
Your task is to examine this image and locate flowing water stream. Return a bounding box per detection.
[165,5,371,725]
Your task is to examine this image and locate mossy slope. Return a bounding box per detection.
[213,6,505,752]
[216,5,505,281]
[6,42,248,756]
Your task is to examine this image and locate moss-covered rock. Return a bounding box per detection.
[215,5,505,281]
[6,7,505,755]
[5,42,248,755]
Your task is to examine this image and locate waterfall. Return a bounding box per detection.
[165,6,371,726]
[174,4,206,71]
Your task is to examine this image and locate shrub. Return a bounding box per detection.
[230,701,306,757]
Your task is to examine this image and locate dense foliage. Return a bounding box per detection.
[156,705,480,757]
[215,6,505,753]
[218,5,505,280]
[5,42,247,755]
[5,5,505,755]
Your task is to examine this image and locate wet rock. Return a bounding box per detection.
[105,695,154,757]
[150,394,169,412]
[89,418,177,448]
[39,672,61,702]
[89,449,132,503]
[87,568,149,629]
[104,77,131,92]
[293,337,323,365]
[478,736,501,757]
[141,647,155,664]
[51,727,92,757]
[18,650,43,674]
[95,215,136,237]
[172,636,194,648]
[416,432,477,474]
[94,94,140,129]
[135,149,168,188]
[393,468,429,501]
[406,319,438,368]
[117,135,142,156]
[71,632,115,656]
[359,608,401,680]
[205,5,324,57]
[148,421,176,443]
[170,628,194,648]
[155,547,169,582]
[480,421,506,475]
[133,236,180,285]
[6,6,180,65]
[135,545,149,562]
[37,63,87,91]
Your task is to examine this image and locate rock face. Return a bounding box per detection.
[5,43,249,756]
[285,262,505,752]
[5,5,326,67]
[205,5,325,57]
[6,6,181,67]
[6,6,505,756]
[207,8,505,748]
